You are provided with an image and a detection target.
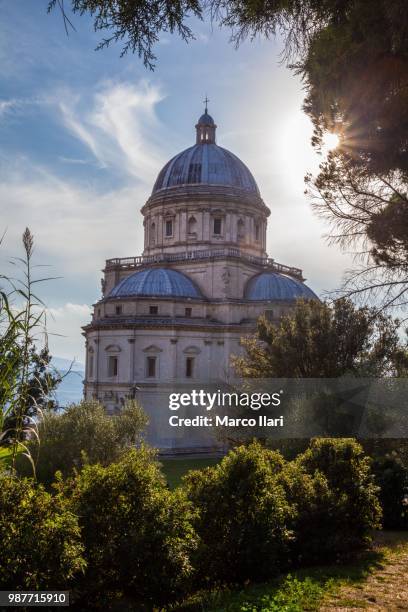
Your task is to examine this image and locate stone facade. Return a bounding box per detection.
[83,110,316,451]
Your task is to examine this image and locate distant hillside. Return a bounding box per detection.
[52,357,84,407]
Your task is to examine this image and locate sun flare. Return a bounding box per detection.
[322,132,340,151]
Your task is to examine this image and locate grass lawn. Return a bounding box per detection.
[173,531,408,611]
[160,456,220,488]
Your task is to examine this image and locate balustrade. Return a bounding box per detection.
[105,248,303,279]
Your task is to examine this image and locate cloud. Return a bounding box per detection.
[47,302,93,319]
[0,95,46,121]
[0,160,147,278]
[196,32,210,44]
[58,156,95,165]
[0,98,22,120]
[58,80,168,183]
[45,302,92,361]
[0,99,15,115]
[0,78,173,362]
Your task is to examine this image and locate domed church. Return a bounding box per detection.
[83,107,317,450]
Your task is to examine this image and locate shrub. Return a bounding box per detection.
[288,438,382,563]
[183,442,293,586]
[0,476,85,590]
[18,400,148,485]
[61,447,196,607]
[373,455,408,529]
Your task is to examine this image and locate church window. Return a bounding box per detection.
[147,356,157,378]
[150,223,156,246]
[237,218,245,239]
[88,355,94,377]
[185,307,192,317]
[213,218,222,235]
[165,219,173,237]
[108,356,118,377]
[186,357,194,378]
[264,309,274,321]
[115,305,122,315]
[149,305,158,315]
[188,216,197,234]
[255,223,260,241]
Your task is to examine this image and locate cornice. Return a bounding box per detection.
[141,185,270,216]
[83,319,256,334]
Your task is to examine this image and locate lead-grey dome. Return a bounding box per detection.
[152,110,260,196]
[152,144,260,195]
[245,272,318,301]
[108,268,203,299]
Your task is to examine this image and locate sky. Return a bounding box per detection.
[0,1,353,363]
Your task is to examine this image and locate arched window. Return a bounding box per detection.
[88,347,94,378]
[150,222,156,246]
[165,219,173,237]
[213,218,222,235]
[237,218,245,240]
[255,222,260,241]
[188,216,197,234]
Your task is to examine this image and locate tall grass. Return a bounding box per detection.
[0,228,57,476]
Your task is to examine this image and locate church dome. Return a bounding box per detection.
[152,109,260,196]
[108,268,203,299]
[245,272,318,301]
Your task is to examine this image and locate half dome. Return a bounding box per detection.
[245,272,318,301]
[108,268,203,299]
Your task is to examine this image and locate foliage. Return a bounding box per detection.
[287,438,382,563]
[177,572,327,612]
[161,456,220,489]
[216,0,408,307]
[307,156,408,308]
[233,298,407,378]
[239,575,325,612]
[291,0,408,306]
[1,345,60,414]
[183,439,382,588]
[47,0,202,69]
[0,437,387,605]
[18,399,148,485]
[372,455,408,530]
[60,447,196,607]
[1,345,61,446]
[0,229,59,475]
[0,475,85,590]
[175,531,406,612]
[183,442,293,586]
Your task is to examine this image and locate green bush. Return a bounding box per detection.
[373,455,408,529]
[0,476,85,590]
[184,442,293,586]
[288,438,382,563]
[18,400,147,485]
[62,446,196,607]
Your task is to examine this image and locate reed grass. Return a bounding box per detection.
[0,228,58,476]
